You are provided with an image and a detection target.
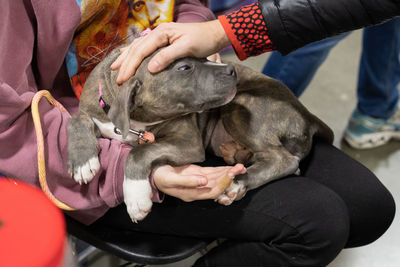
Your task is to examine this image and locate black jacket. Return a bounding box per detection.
[258,0,400,54]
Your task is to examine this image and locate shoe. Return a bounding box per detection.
[343,108,400,149]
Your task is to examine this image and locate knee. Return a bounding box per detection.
[286,185,350,266]
[246,178,350,266]
[346,180,396,247]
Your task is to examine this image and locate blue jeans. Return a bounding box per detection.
[262,18,400,119]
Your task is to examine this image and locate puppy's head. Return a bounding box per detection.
[108,55,237,137]
[133,56,237,119]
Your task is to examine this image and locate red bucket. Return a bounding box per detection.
[0,179,66,267]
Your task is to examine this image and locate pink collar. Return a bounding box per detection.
[98,82,110,113]
[98,82,155,144]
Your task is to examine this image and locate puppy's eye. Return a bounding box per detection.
[177,65,191,71]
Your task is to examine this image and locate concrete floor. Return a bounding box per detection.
[82,30,400,267]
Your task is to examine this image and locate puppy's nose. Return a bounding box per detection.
[226,65,236,77]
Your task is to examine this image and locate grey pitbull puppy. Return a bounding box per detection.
[67,48,237,222]
[67,48,333,222]
[209,63,333,204]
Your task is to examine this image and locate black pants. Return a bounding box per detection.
[96,140,395,266]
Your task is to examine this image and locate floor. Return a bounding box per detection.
[80,30,400,267]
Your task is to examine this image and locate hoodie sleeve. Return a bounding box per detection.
[219,0,400,58]
[0,0,161,225]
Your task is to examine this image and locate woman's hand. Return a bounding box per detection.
[153,163,246,202]
[111,20,230,84]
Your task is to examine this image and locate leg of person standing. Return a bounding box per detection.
[344,18,400,149]
[262,33,349,97]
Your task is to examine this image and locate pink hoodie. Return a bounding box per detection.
[0,0,215,225]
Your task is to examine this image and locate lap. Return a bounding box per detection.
[96,139,394,249]
[97,173,352,266]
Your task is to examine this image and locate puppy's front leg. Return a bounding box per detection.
[123,134,205,222]
[67,113,101,184]
[217,146,300,205]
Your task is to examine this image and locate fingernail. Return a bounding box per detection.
[148,60,160,72]
[199,178,207,186]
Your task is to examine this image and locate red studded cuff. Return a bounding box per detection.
[218,2,275,60]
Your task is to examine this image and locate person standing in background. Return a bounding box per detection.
[262,18,400,149]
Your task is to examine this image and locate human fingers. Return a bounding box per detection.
[181,164,245,191]
[115,39,160,83]
[162,183,228,202]
[148,20,230,73]
[153,165,208,189]
[167,174,208,188]
[227,163,247,178]
[153,164,246,201]
[199,164,246,193]
[147,39,191,73]
[119,46,128,53]
[110,44,131,70]
[113,28,170,84]
[192,180,232,200]
[199,164,246,178]
[186,164,246,198]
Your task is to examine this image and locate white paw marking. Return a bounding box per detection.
[216,181,247,206]
[216,194,234,206]
[123,178,153,222]
[73,156,100,184]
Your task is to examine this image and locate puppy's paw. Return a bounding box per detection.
[216,193,234,206]
[220,142,252,164]
[123,178,153,223]
[69,156,100,185]
[216,181,247,206]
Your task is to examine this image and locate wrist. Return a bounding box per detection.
[152,164,172,191]
[152,165,163,190]
[218,3,275,60]
[208,20,231,52]
[149,169,165,203]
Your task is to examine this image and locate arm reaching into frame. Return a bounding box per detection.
[111,0,400,84]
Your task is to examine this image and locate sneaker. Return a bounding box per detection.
[343,108,400,149]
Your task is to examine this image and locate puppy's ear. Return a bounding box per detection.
[107,79,142,139]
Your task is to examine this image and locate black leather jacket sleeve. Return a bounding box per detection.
[258,0,400,55]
